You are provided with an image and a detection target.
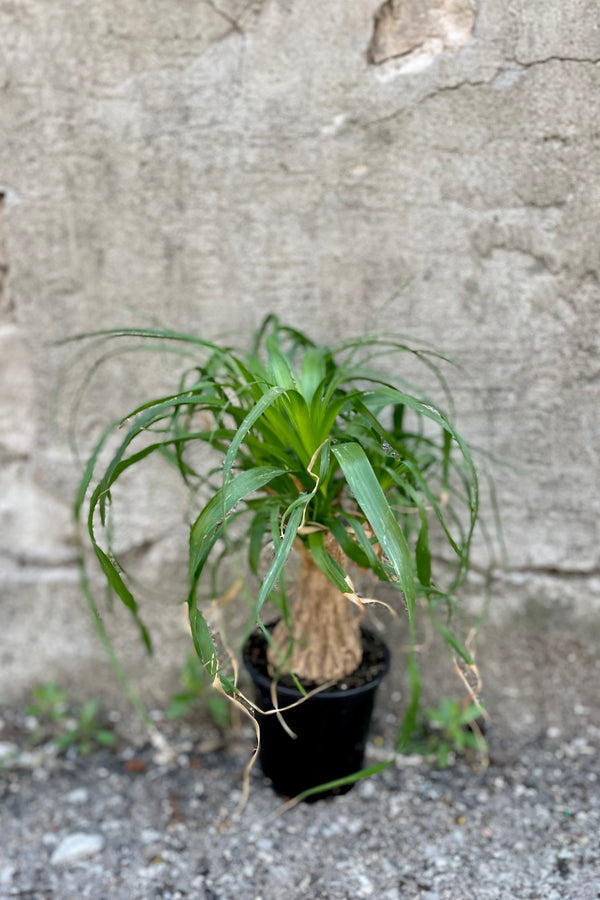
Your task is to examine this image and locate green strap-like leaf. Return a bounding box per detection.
[306,531,352,593]
[189,465,287,581]
[254,503,305,618]
[342,513,391,581]
[295,760,394,802]
[265,333,298,390]
[93,546,152,651]
[299,346,327,405]
[397,650,421,750]
[74,417,133,519]
[435,620,474,665]
[188,605,220,681]
[222,386,287,488]
[324,518,370,569]
[415,515,432,587]
[248,509,270,576]
[332,442,416,616]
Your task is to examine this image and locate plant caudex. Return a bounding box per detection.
[73,315,483,738]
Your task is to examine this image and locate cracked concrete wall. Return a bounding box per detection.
[1,0,599,709]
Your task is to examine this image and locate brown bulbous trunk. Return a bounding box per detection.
[267,532,363,683]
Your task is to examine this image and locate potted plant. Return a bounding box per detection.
[70,315,485,799]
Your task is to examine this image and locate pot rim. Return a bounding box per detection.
[242,624,390,701]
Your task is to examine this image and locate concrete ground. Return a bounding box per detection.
[1,605,598,900]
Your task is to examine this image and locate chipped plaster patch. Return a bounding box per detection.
[368,0,476,71]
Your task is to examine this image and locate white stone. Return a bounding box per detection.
[358,778,377,799]
[141,828,164,844]
[50,833,105,866]
[0,864,16,886]
[0,741,18,763]
[66,788,89,805]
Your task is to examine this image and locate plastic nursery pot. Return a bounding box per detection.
[242,625,390,800]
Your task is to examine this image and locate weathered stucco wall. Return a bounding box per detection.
[1,0,599,713]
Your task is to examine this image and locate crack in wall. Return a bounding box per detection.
[501,566,600,581]
[0,192,14,320]
[204,0,264,35]
[457,556,600,580]
[511,55,600,68]
[4,554,599,586]
[364,51,599,130]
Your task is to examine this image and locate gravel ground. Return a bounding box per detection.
[1,708,599,900]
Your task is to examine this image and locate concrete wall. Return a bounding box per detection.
[1,0,599,714]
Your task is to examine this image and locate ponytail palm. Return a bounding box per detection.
[74,315,481,710]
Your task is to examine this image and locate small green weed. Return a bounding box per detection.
[408,697,488,768]
[25,683,117,756]
[166,654,231,729]
[26,682,69,724]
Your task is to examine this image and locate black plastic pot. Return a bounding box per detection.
[242,627,389,800]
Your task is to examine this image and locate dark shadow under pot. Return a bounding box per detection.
[242,625,390,800]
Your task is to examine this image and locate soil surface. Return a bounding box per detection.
[243,626,389,692]
[1,703,598,900]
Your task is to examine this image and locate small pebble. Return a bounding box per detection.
[141,829,164,844]
[67,788,89,805]
[0,742,18,763]
[0,864,16,885]
[50,833,105,866]
[358,779,377,799]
